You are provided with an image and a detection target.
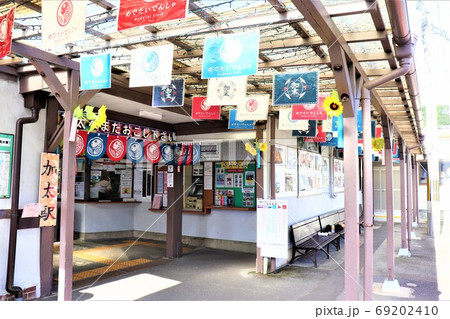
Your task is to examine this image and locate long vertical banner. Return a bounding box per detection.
[42,0,87,49]
[117,0,189,31]
[0,7,15,59]
[0,134,13,198]
[39,153,59,227]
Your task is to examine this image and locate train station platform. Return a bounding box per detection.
[39,213,449,301]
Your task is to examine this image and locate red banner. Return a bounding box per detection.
[76,130,88,156]
[291,96,327,120]
[304,126,326,142]
[191,96,221,120]
[144,141,161,163]
[106,135,127,161]
[185,144,193,165]
[0,7,15,59]
[117,0,189,31]
[178,143,186,166]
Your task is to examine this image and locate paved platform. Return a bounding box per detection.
[40,215,449,301]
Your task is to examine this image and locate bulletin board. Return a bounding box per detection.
[214,162,256,208]
[0,133,13,198]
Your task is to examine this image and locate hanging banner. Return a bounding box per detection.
[160,143,174,164]
[371,120,376,138]
[291,95,327,120]
[335,115,344,148]
[39,152,59,227]
[191,97,221,120]
[144,141,161,163]
[278,108,309,131]
[80,53,112,90]
[75,130,88,157]
[177,143,187,166]
[106,135,126,161]
[127,138,144,163]
[357,109,363,132]
[235,94,269,121]
[202,30,260,79]
[0,133,13,198]
[304,125,326,142]
[117,0,189,31]
[185,144,193,165]
[0,7,15,59]
[42,0,87,49]
[272,71,319,106]
[292,120,317,137]
[319,131,338,147]
[129,44,174,87]
[228,109,254,130]
[192,143,201,164]
[152,78,185,107]
[322,119,333,132]
[206,76,247,106]
[85,133,107,160]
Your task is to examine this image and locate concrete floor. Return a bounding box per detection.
[40,213,449,301]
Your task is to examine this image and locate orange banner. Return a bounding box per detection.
[39,152,59,227]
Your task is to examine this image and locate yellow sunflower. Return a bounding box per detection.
[259,142,268,152]
[322,94,344,118]
[372,137,384,152]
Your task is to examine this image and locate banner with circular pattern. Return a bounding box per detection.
[106,135,126,161]
[144,141,162,163]
[85,133,107,160]
[192,143,201,165]
[76,130,88,157]
[126,138,144,163]
[160,143,174,164]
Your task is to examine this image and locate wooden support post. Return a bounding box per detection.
[166,166,183,258]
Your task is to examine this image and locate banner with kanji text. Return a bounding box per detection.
[39,153,59,227]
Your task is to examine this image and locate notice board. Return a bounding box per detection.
[256,199,288,259]
[0,133,13,198]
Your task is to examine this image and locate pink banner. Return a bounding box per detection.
[118,0,189,31]
[291,96,327,120]
[191,97,221,120]
[0,7,15,59]
[304,126,326,142]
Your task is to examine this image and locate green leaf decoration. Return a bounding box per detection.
[84,105,97,120]
[73,105,84,119]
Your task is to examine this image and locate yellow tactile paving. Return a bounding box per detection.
[123,240,194,253]
[73,251,115,265]
[71,258,153,282]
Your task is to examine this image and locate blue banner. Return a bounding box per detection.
[371,120,376,138]
[272,71,319,106]
[85,133,107,160]
[336,115,344,148]
[202,30,259,79]
[357,109,363,132]
[152,78,185,107]
[228,109,254,130]
[126,138,144,163]
[160,143,174,164]
[192,143,201,165]
[319,132,338,147]
[292,120,317,137]
[80,53,111,90]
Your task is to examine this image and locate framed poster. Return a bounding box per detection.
[0,133,13,198]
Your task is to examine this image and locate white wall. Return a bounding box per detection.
[0,75,45,297]
[74,203,135,233]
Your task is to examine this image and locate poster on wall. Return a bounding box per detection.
[39,152,59,227]
[0,134,13,198]
[202,30,260,79]
[129,44,174,87]
[117,0,189,31]
[200,142,221,161]
[42,0,87,49]
[0,7,15,59]
[257,199,289,259]
[298,150,324,197]
[120,169,132,198]
[272,71,319,106]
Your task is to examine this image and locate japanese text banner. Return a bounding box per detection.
[206,76,247,106]
[39,153,59,227]
[130,44,174,87]
[278,108,309,131]
[117,0,189,31]
[42,0,87,49]
[0,7,15,59]
[191,97,221,120]
[235,95,269,121]
[80,53,112,90]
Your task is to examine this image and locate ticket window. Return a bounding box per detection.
[184,163,204,211]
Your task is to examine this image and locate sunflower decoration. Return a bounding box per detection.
[322,90,344,118]
[372,137,385,152]
[245,139,268,168]
[73,104,108,132]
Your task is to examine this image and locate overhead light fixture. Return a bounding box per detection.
[139,110,163,120]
